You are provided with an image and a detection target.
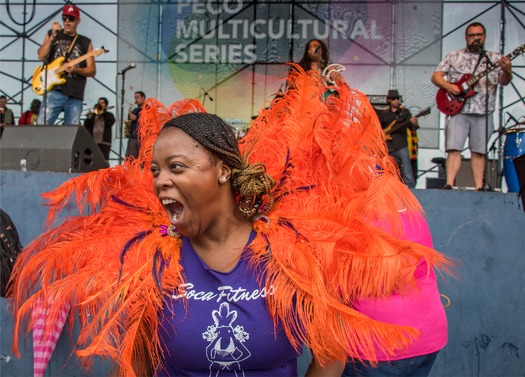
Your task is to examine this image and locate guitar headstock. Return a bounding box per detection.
[417,107,431,117]
[510,44,525,58]
[93,46,110,56]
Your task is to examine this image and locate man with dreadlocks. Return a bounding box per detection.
[9,70,448,377]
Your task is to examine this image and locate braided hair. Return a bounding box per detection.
[161,113,275,221]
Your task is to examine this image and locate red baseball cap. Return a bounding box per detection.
[62,4,81,20]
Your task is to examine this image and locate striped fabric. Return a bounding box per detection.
[407,129,419,160]
[31,300,70,377]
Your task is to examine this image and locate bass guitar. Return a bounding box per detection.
[435,44,525,116]
[383,107,430,141]
[32,46,109,96]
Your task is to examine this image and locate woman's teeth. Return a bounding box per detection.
[161,198,183,221]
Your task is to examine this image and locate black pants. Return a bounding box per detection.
[98,144,111,161]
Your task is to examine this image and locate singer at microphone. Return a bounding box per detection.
[118,63,136,75]
[300,40,327,72]
[36,3,97,126]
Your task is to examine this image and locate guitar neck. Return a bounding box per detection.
[387,110,429,134]
[56,50,101,73]
[466,49,518,87]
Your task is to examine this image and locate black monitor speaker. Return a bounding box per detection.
[0,125,109,172]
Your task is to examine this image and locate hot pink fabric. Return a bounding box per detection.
[32,299,70,377]
[353,211,448,361]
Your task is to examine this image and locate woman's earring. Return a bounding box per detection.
[220,177,227,183]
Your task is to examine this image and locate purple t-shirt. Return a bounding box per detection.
[156,232,300,376]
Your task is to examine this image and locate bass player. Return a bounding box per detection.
[431,22,513,191]
[37,4,96,125]
[375,89,419,188]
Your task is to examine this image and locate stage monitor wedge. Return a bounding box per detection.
[0,125,109,173]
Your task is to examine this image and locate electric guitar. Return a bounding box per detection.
[32,46,109,96]
[383,107,430,141]
[435,44,525,116]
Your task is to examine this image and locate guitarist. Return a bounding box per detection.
[431,22,513,191]
[36,4,96,126]
[376,89,419,188]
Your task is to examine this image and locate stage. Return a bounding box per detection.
[1,170,524,376]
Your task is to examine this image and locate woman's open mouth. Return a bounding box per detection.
[161,198,184,223]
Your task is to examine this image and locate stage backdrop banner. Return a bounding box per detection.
[117,1,442,145]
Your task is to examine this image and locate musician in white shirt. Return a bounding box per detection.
[431,22,512,191]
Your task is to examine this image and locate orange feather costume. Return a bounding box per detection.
[9,67,448,376]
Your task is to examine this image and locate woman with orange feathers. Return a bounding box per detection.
[9,67,448,376]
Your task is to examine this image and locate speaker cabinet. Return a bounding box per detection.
[0,125,109,172]
[455,159,499,188]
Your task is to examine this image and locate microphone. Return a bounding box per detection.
[118,63,136,75]
[201,88,214,102]
[314,46,320,55]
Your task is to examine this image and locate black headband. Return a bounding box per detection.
[162,113,242,169]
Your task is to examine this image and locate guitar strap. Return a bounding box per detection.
[65,34,79,60]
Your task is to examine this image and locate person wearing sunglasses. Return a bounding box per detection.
[431,22,513,191]
[37,4,96,126]
[375,89,419,188]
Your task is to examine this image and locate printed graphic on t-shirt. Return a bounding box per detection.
[171,282,276,375]
[202,302,251,376]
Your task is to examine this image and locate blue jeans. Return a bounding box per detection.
[342,352,439,377]
[38,90,83,125]
[390,147,416,188]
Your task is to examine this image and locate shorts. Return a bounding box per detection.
[445,113,493,154]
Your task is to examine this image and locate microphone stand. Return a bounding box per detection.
[489,126,507,189]
[200,88,207,107]
[117,71,128,165]
[41,31,57,125]
[481,48,493,191]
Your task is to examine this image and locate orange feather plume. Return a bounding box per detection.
[9,98,202,376]
[8,70,449,376]
[241,65,450,364]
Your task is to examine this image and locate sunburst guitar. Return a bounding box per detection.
[32,46,109,96]
[383,107,430,141]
